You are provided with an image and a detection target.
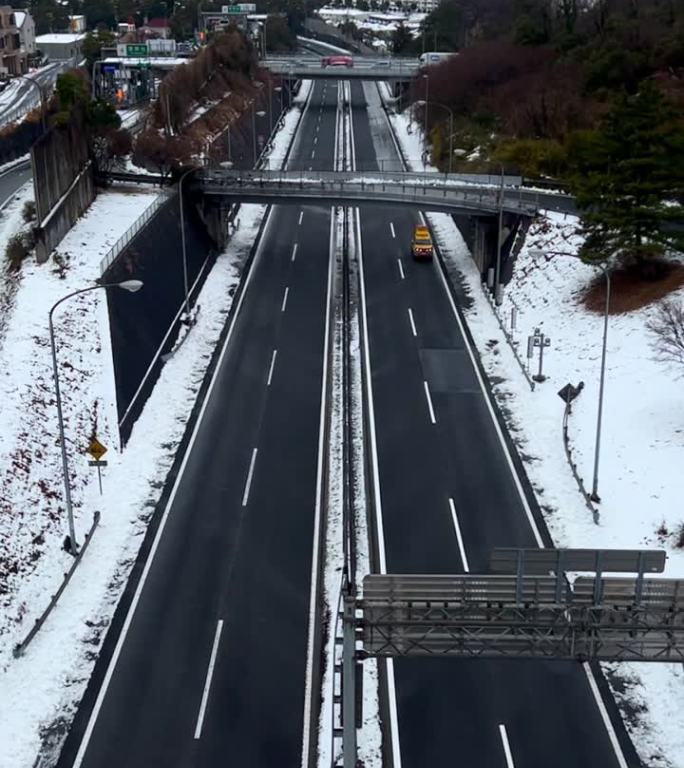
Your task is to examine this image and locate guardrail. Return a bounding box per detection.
[99,189,175,275]
[13,512,100,658]
[562,395,600,525]
[200,169,541,216]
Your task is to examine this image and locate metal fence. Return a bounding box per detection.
[99,189,176,275]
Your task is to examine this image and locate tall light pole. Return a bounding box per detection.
[591,262,610,502]
[49,279,143,554]
[529,249,611,502]
[414,99,453,173]
[251,102,266,166]
[179,168,197,323]
[495,165,505,305]
[17,74,46,132]
[422,73,429,170]
[274,85,283,121]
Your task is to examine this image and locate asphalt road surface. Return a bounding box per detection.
[0,63,65,129]
[57,80,338,768]
[350,80,638,768]
[0,161,31,209]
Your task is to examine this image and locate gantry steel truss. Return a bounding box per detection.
[359,572,684,661]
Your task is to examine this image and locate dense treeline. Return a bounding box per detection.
[404,0,683,175]
[401,0,684,271]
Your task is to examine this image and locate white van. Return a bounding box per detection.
[419,51,456,66]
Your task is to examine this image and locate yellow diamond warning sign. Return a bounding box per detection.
[87,437,107,461]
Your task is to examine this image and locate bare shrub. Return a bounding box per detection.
[22,200,36,223]
[647,299,684,374]
[5,234,30,271]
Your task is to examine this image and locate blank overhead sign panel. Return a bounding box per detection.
[489,548,666,575]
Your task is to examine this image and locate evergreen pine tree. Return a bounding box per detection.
[569,82,684,272]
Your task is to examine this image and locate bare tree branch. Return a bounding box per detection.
[647,299,684,374]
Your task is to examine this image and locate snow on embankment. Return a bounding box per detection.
[0,190,158,657]
[380,84,684,767]
[0,81,311,768]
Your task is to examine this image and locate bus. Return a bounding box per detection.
[419,51,456,66]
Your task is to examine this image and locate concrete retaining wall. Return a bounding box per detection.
[103,192,216,444]
[31,114,95,263]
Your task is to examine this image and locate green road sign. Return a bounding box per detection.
[126,44,148,57]
[222,5,243,13]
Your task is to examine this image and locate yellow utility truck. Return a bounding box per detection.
[411,225,433,260]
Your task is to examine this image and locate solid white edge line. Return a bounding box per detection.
[390,222,396,238]
[300,207,335,768]
[193,620,224,740]
[397,258,405,280]
[423,380,436,424]
[119,254,211,429]
[350,84,402,768]
[582,663,630,768]
[407,308,417,337]
[292,242,298,262]
[498,724,516,768]
[267,349,277,387]
[72,204,279,768]
[281,286,289,312]
[241,448,258,507]
[448,498,470,572]
[376,81,630,768]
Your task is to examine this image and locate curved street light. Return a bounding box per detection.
[179,167,200,325]
[49,279,143,554]
[15,74,46,132]
[252,102,267,166]
[414,98,454,174]
[529,248,610,503]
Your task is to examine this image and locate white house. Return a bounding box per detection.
[13,9,35,55]
[35,32,85,61]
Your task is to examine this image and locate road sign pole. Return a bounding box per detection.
[342,592,357,768]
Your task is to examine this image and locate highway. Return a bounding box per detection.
[57,80,338,768]
[0,63,65,129]
[349,80,638,767]
[53,75,641,768]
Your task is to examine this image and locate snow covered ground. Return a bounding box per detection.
[0,82,312,767]
[380,83,684,767]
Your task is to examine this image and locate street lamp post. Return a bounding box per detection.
[413,99,454,174]
[274,85,283,121]
[529,249,611,502]
[422,74,429,170]
[494,165,505,305]
[179,168,197,323]
[591,263,611,502]
[17,74,46,132]
[49,280,143,554]
[251,102,267,166]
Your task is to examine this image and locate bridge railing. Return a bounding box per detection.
[200,168,548,215]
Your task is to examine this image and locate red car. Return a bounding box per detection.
[321,55,353,68]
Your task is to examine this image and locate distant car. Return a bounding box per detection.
[321,55,353,68]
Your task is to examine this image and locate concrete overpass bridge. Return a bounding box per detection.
[198,168,574,217]
[261,55,420,82]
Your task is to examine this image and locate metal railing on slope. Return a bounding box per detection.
[99,188,176,275]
